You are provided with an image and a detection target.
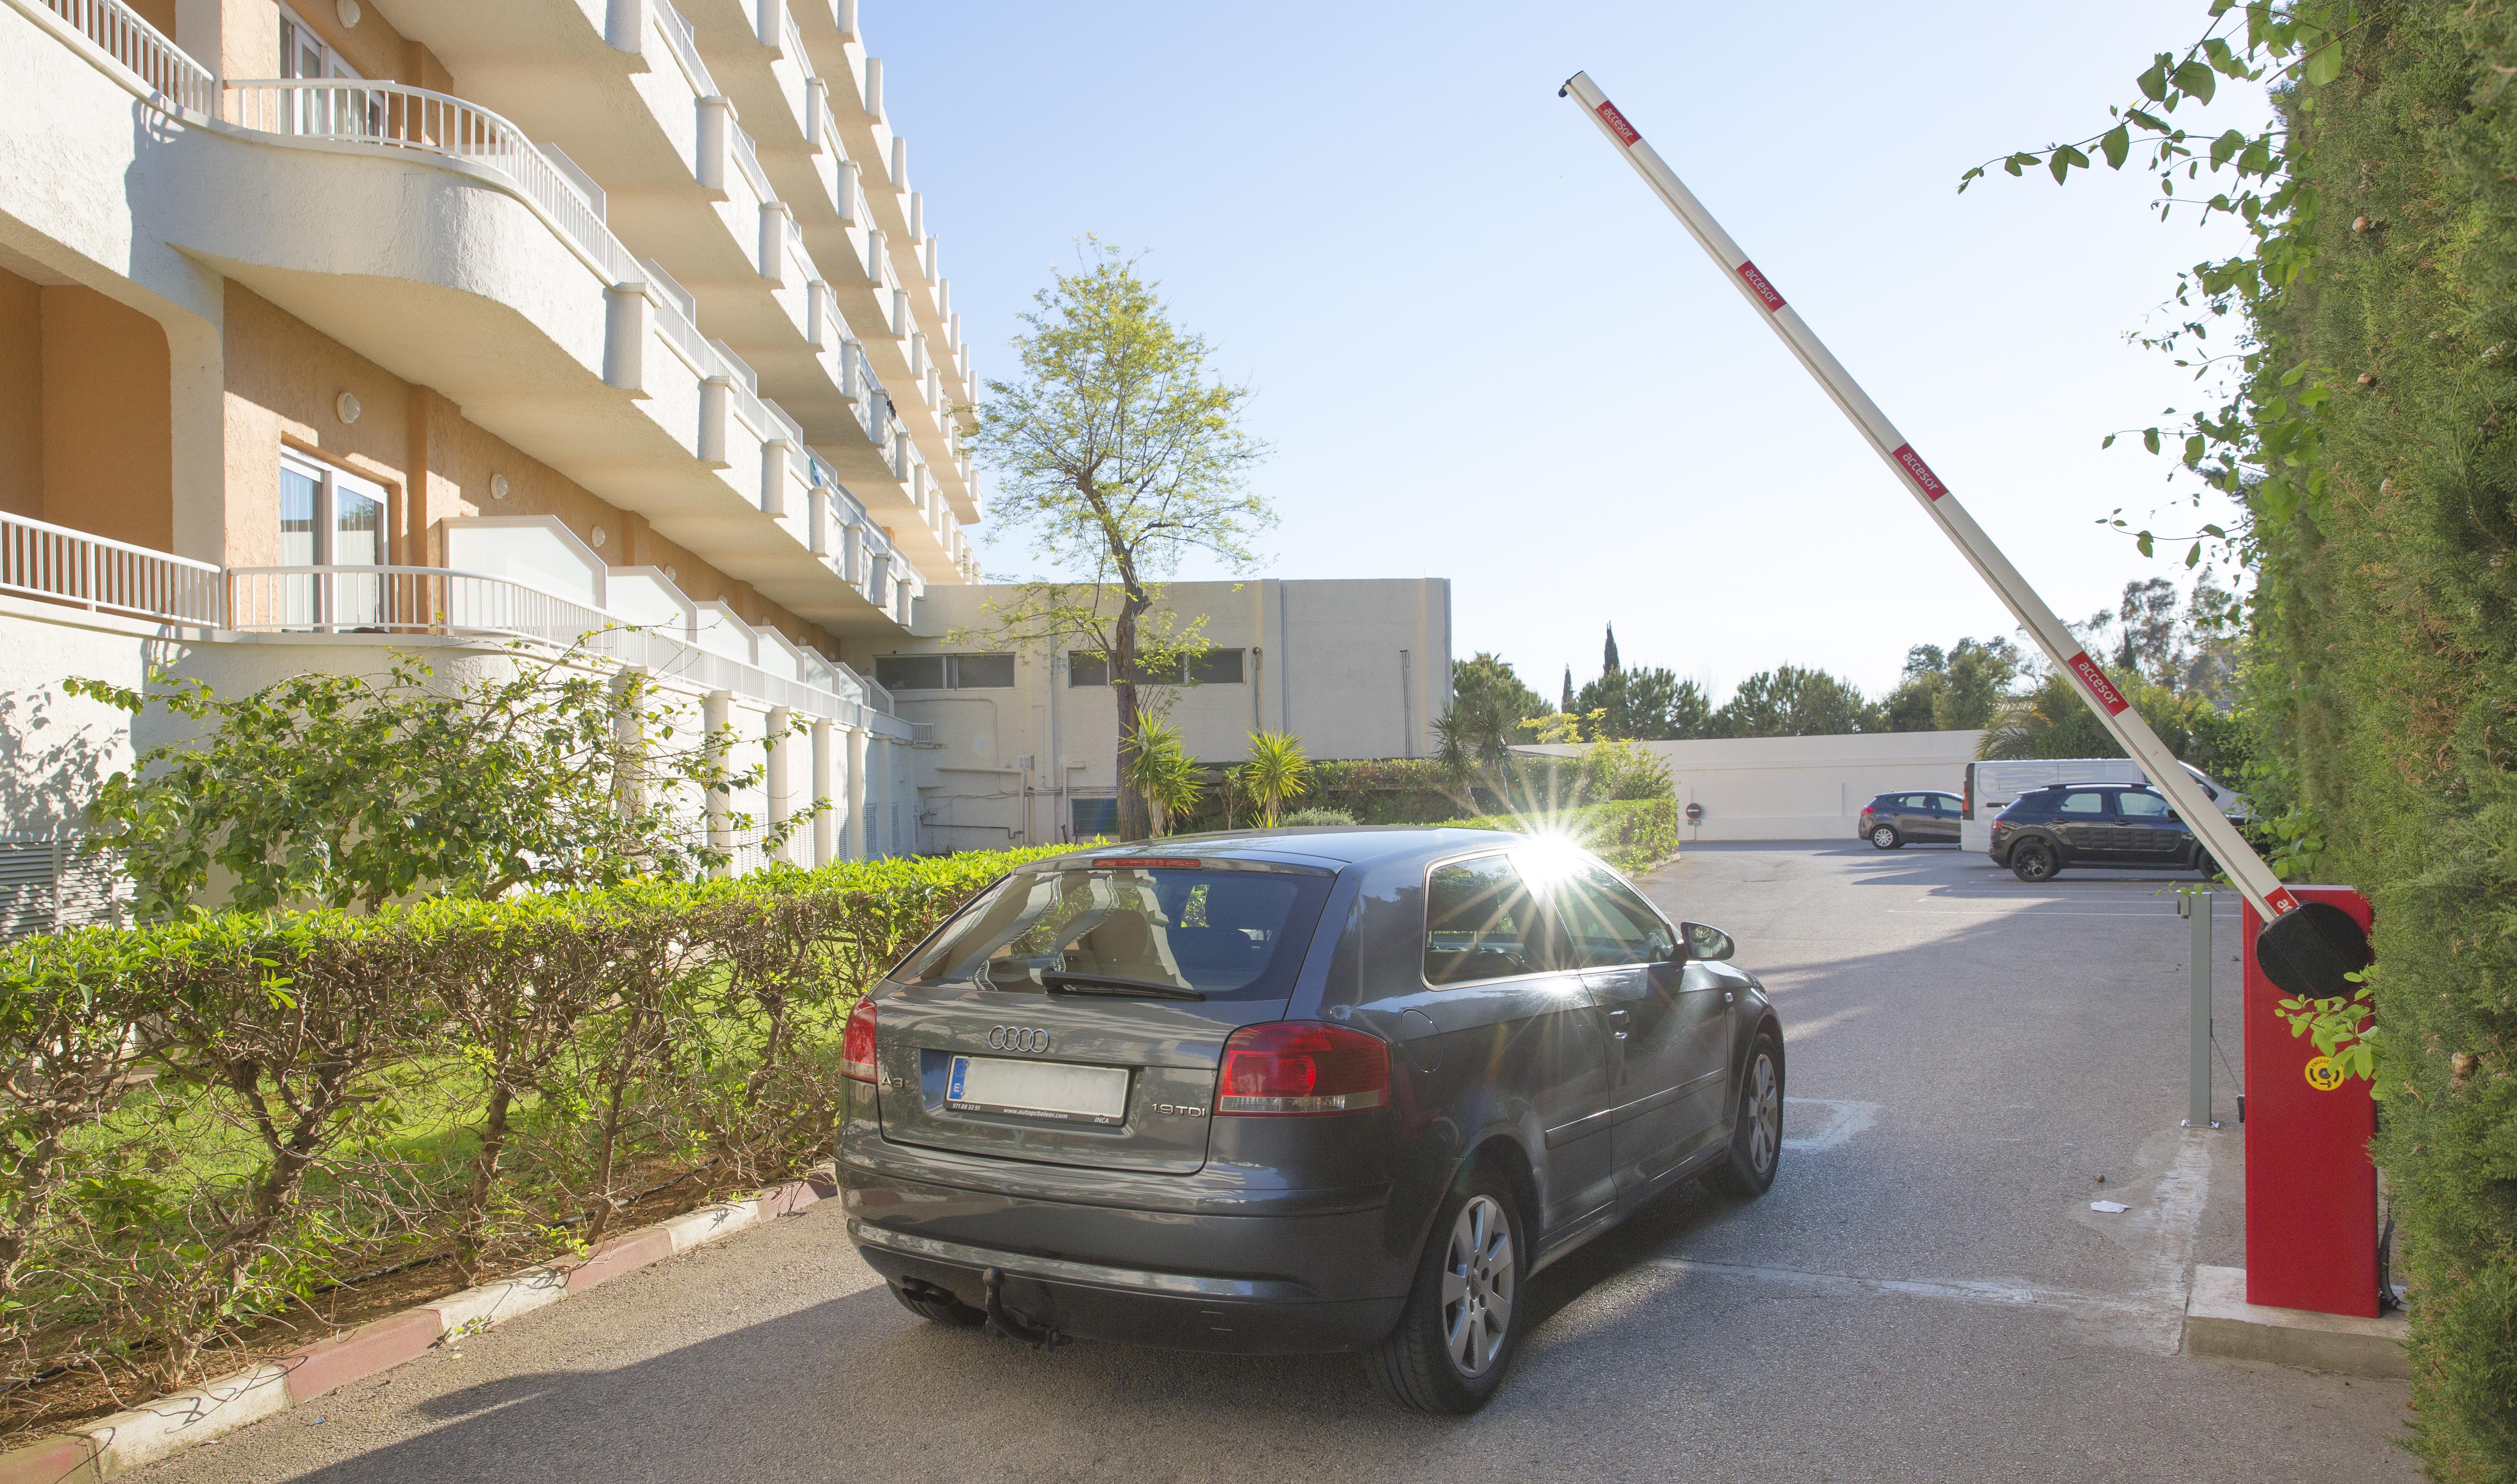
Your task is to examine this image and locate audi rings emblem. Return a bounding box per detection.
[988,1025,1051,1053]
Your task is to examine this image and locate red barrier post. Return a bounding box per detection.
[2241,884,2377,1317]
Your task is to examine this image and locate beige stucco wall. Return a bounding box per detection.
[0,266,35,520]
[42,284,175,550]
[218,284,840,657]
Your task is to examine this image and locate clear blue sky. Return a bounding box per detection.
[875,1,2262,704]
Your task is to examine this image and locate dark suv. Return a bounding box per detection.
[1988,784,2220,882]
[1858,791,1960,849]
[838,828,1785,1414]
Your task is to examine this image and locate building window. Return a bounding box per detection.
[1067,648,1247,687]
[873,652,1015,691]
[1070,797,1118,839]
[281,449,388,567]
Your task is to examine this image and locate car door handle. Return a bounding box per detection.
[1724,991,1734,1004]
[1606,1008,1630,1039]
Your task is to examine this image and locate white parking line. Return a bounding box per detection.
[1781,1096,1879,1150]
[1643,1256,2151,1324]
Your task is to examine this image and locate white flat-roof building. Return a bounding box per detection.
[879,578,1455,847]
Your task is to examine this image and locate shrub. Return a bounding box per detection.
[0,843,1064,1434]
[1278,808,1357,827]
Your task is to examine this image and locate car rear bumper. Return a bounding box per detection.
[839,1161,1410,1354]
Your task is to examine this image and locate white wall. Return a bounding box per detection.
[1516,730,1986,843]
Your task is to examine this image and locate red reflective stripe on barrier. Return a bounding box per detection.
[1890,443,1948,502]
[1735,260,1785,311]
[2266,887,2301,916]
[2065,651,2130,715]
[1595,100,1641,145]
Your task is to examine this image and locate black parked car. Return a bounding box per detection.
[1857,790,1961,849]
[838,828,1784,1414]
[1988,784,2221,883]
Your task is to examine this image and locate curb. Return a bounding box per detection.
[0,1166,839,1483]
[2183,1263,2409,1378]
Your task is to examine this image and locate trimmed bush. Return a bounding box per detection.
[0,844,1066,1434]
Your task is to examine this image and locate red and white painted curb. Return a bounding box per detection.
[0,1167,838,1483]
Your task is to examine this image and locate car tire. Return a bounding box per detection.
[890,1282,986,1328]
[2196,850,2220,880]
[1366,1165,1524,1415]
[2010,840,2059,882]
[1869,824,1901,850]
[1706,1029,1784,1198]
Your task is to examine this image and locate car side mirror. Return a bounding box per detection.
[1674,921,1735,964]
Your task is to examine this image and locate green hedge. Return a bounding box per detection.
[1441,797,1680,879]
[2250,10,2517,1472]
[0,844,1065,1436]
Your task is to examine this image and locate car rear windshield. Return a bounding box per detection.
[901,864,1331,1001]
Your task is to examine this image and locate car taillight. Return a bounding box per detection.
[1216,1022,1389,1115]
[842,996,878,1083]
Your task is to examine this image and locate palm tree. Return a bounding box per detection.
[1239,730,1310,828]
[1121,720,1204,837]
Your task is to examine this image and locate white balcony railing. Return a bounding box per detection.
[221,80,638,285]
[34,0,213,114]
[225,565,912,736]
[0,512,223,625]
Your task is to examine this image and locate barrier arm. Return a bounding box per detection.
[1559,70,2367,995]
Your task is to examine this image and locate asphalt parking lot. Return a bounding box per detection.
[137,842,2418,1484]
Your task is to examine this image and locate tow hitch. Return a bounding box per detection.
[982,1266,1065,1351]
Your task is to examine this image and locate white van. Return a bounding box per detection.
[1960,758,2249,854]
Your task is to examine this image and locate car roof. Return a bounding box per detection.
[2029,781,2150,791]
[1023,826,1536,873]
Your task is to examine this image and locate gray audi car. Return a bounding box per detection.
[837,827,1784,1413]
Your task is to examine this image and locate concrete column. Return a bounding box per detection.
[604,283,650,395]
[846,725,872,859]
[703,690,734,874]
[766,705,794,863]
[604,0,647,54]
[698,376,733,468]
[811,720,837,865]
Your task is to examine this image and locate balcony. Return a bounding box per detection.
[11,0,959,633]
[0,507,914,737]
[380,0,965,580]
[786,0,979,519]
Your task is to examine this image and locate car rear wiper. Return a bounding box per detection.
[1041,972,1206,1002]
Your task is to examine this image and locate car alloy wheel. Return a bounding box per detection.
[1708,1028,1784,1198]
[1744,1050,1780,1177]
[1442,1194,1515,1378]
[1869,825,1900,850]
[2012,841,2056,882]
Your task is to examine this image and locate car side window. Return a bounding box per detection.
[1551,866,1676,968]
[2055,791,2108,816]
[1424,854,1553,985]
[2117,790,2173,818]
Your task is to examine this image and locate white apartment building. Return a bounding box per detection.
[877,579,1455,848]
[0,0,979,911]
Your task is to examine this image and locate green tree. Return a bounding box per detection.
[67,645,797,917]
[1433,652,1549,771]
[1120,719,1204,837]
[1882,637,2025,731]
[1239,730,1310,828]
[968,240,1272,841]
[1710,666,1882,737]
[1572,665,1710,740]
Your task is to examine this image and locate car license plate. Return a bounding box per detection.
[946,1056,1129,1124]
